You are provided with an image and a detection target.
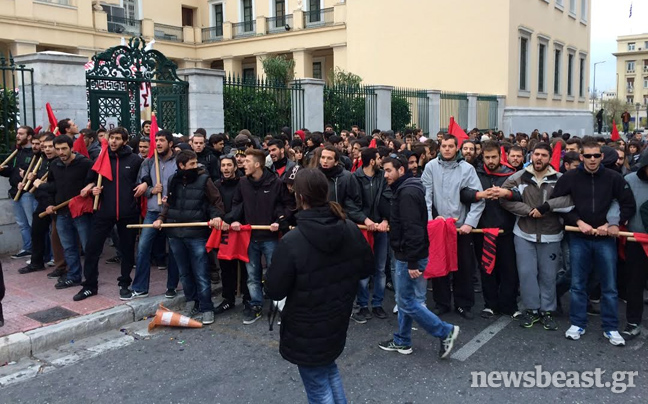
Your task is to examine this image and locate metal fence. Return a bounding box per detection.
[107,15,141,36]
[223,75,304,137]
[0,54,35,156]
[154,23,183,42]
[233,21,256,38]
[323,84,377,134]
[476,95,498,131]
[304,7,334,28]
[391,87,429,134]
[267,15,293,34]
[440,92,468,131]
[202,26,223,43]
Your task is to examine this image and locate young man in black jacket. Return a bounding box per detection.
[75,127,143,301]
[318,145,364,223]
[551,141,636,346]
[378,154,459,358]
[226,149,295,325]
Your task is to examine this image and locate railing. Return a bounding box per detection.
[267,14,293,34]
[303,7,334,28]
[323,84,377,134]
[107,16,141,36]
[476,95,499,131]
[202,26,223,43]
[440,92,468,131]
[627,69,635,74]
[233,21,256,39]
[627,86,635,94]
[0,54,36,156]
[391,87,429,133]
[154,23,183,42]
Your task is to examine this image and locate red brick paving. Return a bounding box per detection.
[0,250,179,338]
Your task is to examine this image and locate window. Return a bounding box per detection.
[644,95,648,105]
[567,53,574,96]
[627,78,635,92]
[242,0,253,31]
[275,0,285,26]
[569,0,576,14]
[213,3,223,36]
[644,77,648,89]
[628,43,636,51]
[581,0,588,21]
[627,96,634,104]
[645,42,648,50]
[627,60,636,73]
[554,47,562,94]
[313,62,322,79]
[538,43,547,93]
[243,67,255,83]
[308,0,321,23]
[182,7,194,27]
[579,57,585,97]
[644,60,648,73]
[519,36,529,91]
[555,0,564,10]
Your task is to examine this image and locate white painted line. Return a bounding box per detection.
[86,335,134,354]
[0,366,41,387]
[451,316,512,361]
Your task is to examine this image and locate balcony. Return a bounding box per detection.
[154,24,183,42]
[233,21,256,39]
[643,65,648,73]
[202,26,223,43]
[627,86,634,94]
[107,15,141,36]
[303,7,334,29]
[267,14,293,34]
[627,68,636,74]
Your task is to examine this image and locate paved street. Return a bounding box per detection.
[2,287,647,404]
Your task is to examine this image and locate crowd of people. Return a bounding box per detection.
[1,121,648,351]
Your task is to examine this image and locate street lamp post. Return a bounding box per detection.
[593,60,606,112]
[636,102,642,131]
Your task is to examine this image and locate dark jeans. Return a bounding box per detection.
[246,239,277,307]
[30,211,53,268]
[297,362,347,404]
[432,234,476,310]
[169,237,214,312]
[623,122,629,134]
[625,242,648,325]
[82,216,138,291]
[220,258,249,303]
[474,233,519,315]
[132,211,179,293]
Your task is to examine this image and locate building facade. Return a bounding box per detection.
[0,0,592,133]
[614,33,648,129]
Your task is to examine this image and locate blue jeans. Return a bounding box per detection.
[394,258,453,347]
[168,237,213,312]
[13,193,37,251]
[132,211,179,293]
[390,248,426,305]
[246,239,277,307]
[569,235,618,331]
[357,232,388,308]
[298,362,347,404]
[56,213,91,283]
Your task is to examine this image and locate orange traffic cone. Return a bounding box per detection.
[148,304,203,331]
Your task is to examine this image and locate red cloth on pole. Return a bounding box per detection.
[424,218,458,278]
[369,139,377,148]
[448,117,469,148]
[73,135,90,158]
[206,227,221,252]
[91,138,113,180]
[360,229,374,252]
[46,103,58,133]
[550,141,562,172]
[480,228,500,274]
[206,225,253,262]
[68,195,93,218]
[500,146,509,165]
[634,233,648,257]
[611,120,620,141]
[34,126,42,134]
[149,113,159,158]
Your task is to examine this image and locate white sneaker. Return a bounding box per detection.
[393,304,398,314]
[565,325,586,340]
[604,331,626,346]
[46,260,55,267]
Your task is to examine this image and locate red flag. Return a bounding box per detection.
[73,135,90,158]
[46,103,58,134]
[448,116,469,148]
[480,228,500,274]
[500,146,509,165]
[634,233,648,257]
[360,229,374,252]
[550,141,562,172]
[91,138,113,181]
[206,227,221,252]
[34,125,42,134]
[611,119,620,141]
[424,218,458,278]
[149,113,159,158]
[369,139,377,148]
[68,195,93,218]
[208,225,253,262]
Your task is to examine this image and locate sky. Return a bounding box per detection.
[590,0,647,93]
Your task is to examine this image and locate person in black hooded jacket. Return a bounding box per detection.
[74,127,142,302]
[266,168,374,404]
[318,145,364,224]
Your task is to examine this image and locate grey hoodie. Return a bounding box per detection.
[624,151,648,233]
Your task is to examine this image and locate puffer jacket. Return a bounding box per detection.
[90,146,142,220]
[265,206,374,367]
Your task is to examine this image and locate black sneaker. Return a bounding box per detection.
[55,278,81,289]
[11,250,31,259]
[119,287,133,300]
[214,299,235,314]
[18,264,45,274]
[439,325,460,359]
[243,305,262,325]
[587,302,600,316]
[47,267,66,279]
[541,312,558,331]
[73,288,97,301]
[621,323,641,340]
[351,307,372,324]
[385,281,394,292]
[105,256,121,264]
[520,310,541,328]
[480,308,495,319]
[378,339,413,355]
[131,290,148,299]
[432,305,450,316]
[372,306,388,319]
[184,301,200,318]
[164,289,177,299]
[242,303,252,318]
[455,307,474,320]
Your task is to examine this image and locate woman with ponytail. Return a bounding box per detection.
[266,168,374,404]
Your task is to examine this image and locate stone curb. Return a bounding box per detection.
[0,286,225,363]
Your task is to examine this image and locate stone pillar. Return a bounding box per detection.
[223,56,242,77]
[141,18,154,38]
[332,43,347,70]
[497,95,506,131]
[293,9,304,30]
[255,53,267,78]
[194,27,203,44]
[334,2,346,24]
[11,41,38,56]
[93,8,108,31]
[14,52,88,132]
[256,16,267,35]
[292,78,324,132]
[223,22,233,40]
[369,85,392,132]
[292,48,313,78]
[467,92,478,130]
[183,26,195,43]
[177,68,225,134]
[427,90,441,136]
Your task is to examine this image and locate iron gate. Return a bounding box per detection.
[86,36,188,136]
[1,53,35,156]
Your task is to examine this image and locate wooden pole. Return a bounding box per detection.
[38,198,72,218]
[564,225,634,238]
[29,172,48,194]
[127,223,274,230]
[21,156,43,195]
[154,148,162,205]
[13,156,37,201]
[93,175,102,211]
[465,229,504,234]
[0,149,18,168]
